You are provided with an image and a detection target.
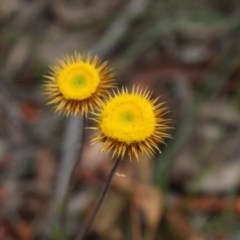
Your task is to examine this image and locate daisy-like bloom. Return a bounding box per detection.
[91,86,171,160]
[43,52,114,116]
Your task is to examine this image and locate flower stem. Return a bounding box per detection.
[76,157,122,240]
[58,116,85,227]
[40,116,85,239]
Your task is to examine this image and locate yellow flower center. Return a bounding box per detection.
[100,94,156,143]
[57,62,100,100]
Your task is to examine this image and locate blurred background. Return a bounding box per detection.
[1,0,240,239]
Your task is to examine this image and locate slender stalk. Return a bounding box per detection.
[59,116,86,227]
[57,116,85,228]
[76,157,122,240]
[42,116,85,239]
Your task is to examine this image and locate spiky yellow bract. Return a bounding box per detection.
[43,52,114,116]
[91,86,171,160]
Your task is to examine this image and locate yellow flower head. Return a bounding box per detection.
[43,52,114,116]
[91,86,171,160]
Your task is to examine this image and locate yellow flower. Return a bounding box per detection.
[91,86,171,160]
[43,52,114,116]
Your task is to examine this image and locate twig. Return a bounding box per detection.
[76,157,122,240]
